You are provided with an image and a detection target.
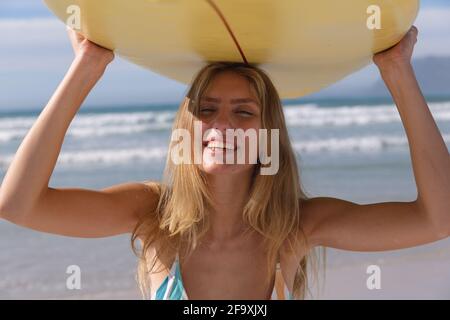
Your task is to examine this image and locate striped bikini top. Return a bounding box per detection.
[151,253,293,300]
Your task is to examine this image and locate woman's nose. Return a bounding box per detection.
[210,111,233,131]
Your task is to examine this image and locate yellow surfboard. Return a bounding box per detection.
[43,0,419,99]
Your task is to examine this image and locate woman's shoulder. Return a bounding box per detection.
[127,180,163,228]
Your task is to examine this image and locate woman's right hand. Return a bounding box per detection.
[67,27,114,69]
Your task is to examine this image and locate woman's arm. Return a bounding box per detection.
[0,29,158,238]
[301,26,450,251]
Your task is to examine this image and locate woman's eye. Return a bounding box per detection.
[200,108,215,114]
[237,110,253,116]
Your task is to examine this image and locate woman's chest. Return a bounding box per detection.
[149,236,306,299]
[180,246,274,299]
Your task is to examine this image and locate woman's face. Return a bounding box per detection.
[196,71,262,176]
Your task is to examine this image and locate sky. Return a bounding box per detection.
[0,0,449,110]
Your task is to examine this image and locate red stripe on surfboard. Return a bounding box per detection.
[205,0,249,65]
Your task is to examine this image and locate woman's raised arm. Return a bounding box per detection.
[301,27,450,251]
[0,28,158,238]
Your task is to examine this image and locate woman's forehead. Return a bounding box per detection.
[206,72,255,92]
[201,80,260,106]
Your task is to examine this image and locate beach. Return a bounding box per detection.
[1,97,449,299]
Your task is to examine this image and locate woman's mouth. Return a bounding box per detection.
[203,140,237,151]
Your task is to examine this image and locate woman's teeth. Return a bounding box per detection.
[206,141,235,150]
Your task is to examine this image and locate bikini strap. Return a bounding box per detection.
[168,252,179,277]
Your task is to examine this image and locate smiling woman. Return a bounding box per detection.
[133,61,309,299]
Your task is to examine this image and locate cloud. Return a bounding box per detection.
[414,8,450,57]
[0,0,52,18]
[0,17,186,110]
[1,18,63,46]
[0,18,70,71]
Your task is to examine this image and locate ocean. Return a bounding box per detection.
[0,96,449,299]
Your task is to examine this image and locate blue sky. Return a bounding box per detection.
[1,0,449,110]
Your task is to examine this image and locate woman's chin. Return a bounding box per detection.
[200,164,233,175]
[200,156,236,174]
[199,148,254,175]
[200,156,243,175]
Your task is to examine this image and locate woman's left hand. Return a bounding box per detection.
[373,25,418,71]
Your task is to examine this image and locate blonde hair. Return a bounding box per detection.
[131,61,325,299]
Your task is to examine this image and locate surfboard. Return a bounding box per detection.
[43,0,419,99]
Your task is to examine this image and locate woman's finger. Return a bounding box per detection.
[409,26,418,39]
[66,26,86,54]
[66,26,79,53]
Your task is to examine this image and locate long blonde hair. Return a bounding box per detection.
[131,61,324,299]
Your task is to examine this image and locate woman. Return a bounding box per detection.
[0,26,448,300]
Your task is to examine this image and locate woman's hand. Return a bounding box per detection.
[67,27,114,71]
[373,25,418,72]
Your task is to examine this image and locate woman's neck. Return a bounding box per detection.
[204,169,254,243]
